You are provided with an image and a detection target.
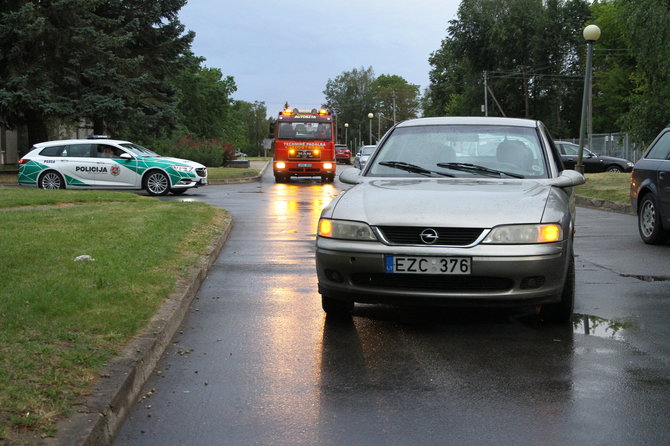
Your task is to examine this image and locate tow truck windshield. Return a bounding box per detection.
[277,122,332,141]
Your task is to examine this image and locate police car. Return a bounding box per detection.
[18,138,207,196]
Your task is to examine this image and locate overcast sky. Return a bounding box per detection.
[178,0,461,114]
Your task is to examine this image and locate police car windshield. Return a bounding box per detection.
[120,143,160,157]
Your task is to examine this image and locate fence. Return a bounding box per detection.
[557,132,645,162]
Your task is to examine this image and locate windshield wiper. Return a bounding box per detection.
[436,162,524,179]
[379,161,454,177]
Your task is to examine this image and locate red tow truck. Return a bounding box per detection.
[271,106,336,183]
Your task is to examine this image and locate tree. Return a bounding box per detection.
[372,74,420,135]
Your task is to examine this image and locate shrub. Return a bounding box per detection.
[144,134,235,167]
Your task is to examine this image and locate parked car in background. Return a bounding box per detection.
[234,150,247,158]
[630,127,670,244]
[335,144,351,164]
[316,117,585,323]
[18,137,207,196]
[555,141,634,173]
[352,145,376,169]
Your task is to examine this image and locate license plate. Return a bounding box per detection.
[385,256,471,275]
[298,163,312,167]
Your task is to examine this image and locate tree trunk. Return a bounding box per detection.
[93,117,105,135]
[26,111,49,147]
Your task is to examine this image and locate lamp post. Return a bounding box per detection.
[344,123,349,148]
[576,24,601,174]
[368,113,374,144]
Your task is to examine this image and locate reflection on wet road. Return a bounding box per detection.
[115,168,670,446]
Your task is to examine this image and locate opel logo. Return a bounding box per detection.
[420,228,439,244]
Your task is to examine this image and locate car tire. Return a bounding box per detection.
[605,165,623,173]
[144,170,170,196]
[321,294,354,316]
[539,253,575,323]
[170,188,187,195]
[39,171,65,190]
[638,193,669,244]
[275,175,287,183]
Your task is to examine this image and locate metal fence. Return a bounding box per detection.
[557,132,645,162]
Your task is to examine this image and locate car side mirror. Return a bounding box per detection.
[119,153,133,160]
[340,167,362,184]
[549,169,586,188]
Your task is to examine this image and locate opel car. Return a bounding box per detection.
[18,138,207,196]
[316,117,585,322]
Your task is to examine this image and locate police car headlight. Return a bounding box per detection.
[318,218,377,241]
[483,224,563,244]
[172,165,193,173]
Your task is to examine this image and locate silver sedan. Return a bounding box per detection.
[315,117,585,322]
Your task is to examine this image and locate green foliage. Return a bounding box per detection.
[147,133,234,167]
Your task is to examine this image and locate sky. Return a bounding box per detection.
[178,0,461,114]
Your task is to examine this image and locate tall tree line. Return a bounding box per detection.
[424,0,670,143]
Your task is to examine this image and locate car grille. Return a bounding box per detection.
[351,273,513,292]
[195,167,207,177]
[377,226,484,246]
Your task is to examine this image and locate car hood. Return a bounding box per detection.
[329,178,554,227]
[139,156,205,168]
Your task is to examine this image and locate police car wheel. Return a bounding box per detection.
[39,171,65,190]
[144,171,170,196]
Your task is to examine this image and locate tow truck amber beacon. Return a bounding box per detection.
[271,106,336,183]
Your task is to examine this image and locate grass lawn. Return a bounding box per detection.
[0,189,230,443]
[578,172,632,204]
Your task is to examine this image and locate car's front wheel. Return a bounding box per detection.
[605,165,623,173]
[144,170,170,196]
[321,294,354,316]
[39,171,65,190]
[539,254,575,323]
[638,193,669,244]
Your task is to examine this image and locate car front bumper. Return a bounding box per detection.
[315,238,570,308]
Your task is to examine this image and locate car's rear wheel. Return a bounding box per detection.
[539,253,575,323]
[638,193,669,244]
[605,165,623,173]
[321,294,354,316]
[144,170,170,196]
[39,171,65,190]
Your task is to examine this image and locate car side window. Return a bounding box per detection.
[65,144,94,157]
[646,131,670,160]
[96,144,120,158]
[39,145,68,157]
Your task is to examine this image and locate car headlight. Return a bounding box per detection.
[318,218,377,241]
[172,165,193,173]
[482,224,563,244]
[627,162,634,167]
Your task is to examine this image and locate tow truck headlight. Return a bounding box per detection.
[318,218,377,241]
[482,224,563,244]
[172,165,193,173]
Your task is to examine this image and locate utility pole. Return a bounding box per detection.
[392,90,397,124]
[483,71,488,116]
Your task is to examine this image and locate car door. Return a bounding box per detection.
[558,143,577,170]
[94,144,140,188]
[57,143,99,186]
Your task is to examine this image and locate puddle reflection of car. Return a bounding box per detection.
[630,126,670,244]
[353,145,375,169]
[18,137,207,196]
[316,117,585,323]
[555,141,633,173]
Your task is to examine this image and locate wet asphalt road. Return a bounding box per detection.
[114,167,670,446]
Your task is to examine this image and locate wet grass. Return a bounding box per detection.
[576,172,632,204]
[0,190,230,443]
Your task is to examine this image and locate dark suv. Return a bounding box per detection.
[630,127,670,244]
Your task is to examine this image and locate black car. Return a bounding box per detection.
[555,141,634,173]
[630,128,670,244]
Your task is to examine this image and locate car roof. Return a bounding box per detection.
[33,139,132,147]
[396,116,540,128]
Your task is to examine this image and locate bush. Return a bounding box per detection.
[144,134,235,167]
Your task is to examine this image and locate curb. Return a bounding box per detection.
[44,217,233,446]
[575,195,634,215]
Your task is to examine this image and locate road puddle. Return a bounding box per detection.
[571,313,635,341]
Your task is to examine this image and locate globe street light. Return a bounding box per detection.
[368,113,374,145]
[576,24,601,174]
[344,123,349,147]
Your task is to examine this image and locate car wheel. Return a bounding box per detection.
[170,188,187,195]
[638,194,669,244]
[321,294,354,316]
[39,171,65,190]
[144,170,170,196]
[605,165,623,173]
[275,175,287,183]
[539,253,575,323]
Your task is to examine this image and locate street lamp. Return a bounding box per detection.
[368,113,374,144]
[576,24,601,174]
[344,123,349,147]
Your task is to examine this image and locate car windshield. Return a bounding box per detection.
[361,146,375,156]
[277,122,332,141]
[367,124,548,179]
[120,143,160,157]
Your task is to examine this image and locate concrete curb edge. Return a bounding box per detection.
[44,218,233,446]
